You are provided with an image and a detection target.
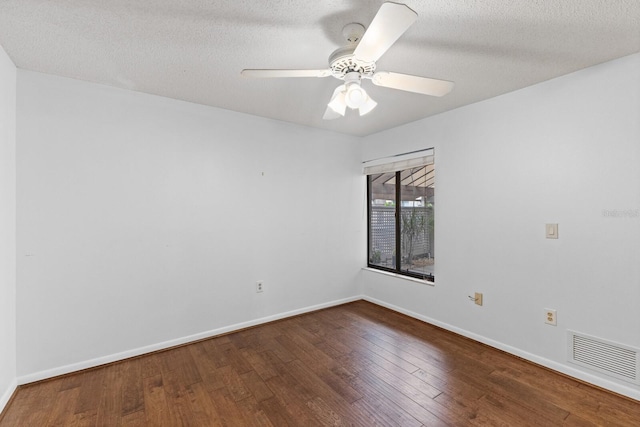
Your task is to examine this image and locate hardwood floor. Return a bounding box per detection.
[1,300,639,426]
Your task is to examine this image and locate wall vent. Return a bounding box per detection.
[567,330,640,384]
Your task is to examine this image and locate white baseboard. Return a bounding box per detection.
[17,295,363,385]
[0,378,17,416]
[363,296,640,402]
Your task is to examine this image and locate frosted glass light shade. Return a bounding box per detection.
[358,96,377,116]
[327,85,347,116]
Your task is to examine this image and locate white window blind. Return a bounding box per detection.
[362,148,434,175]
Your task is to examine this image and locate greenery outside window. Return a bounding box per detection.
[366,153,434,282]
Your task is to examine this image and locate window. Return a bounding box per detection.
[366,153,434,282]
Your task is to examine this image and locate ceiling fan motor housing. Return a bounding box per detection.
[329,45,376,79]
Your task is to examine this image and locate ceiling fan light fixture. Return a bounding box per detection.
[345,81,368,108]
[342,72,369,109]
[327,85,347,116]
[358,96,377,116]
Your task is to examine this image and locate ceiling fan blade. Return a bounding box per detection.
[354,2,417,63]
[241,69,331,78]
[372,71,454,97]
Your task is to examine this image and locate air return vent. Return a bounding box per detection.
[567,331,640,384]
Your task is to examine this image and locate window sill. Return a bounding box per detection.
[362,267,435,287]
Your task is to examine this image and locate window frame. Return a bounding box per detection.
[366,167,435,283]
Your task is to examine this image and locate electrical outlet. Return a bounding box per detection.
[475,292,483,306]
[545,308,557,326]
[256,281,264,293]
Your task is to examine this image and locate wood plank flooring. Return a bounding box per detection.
[1,300,639,426]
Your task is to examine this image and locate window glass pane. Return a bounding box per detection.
[369,172,396,268]
[367,158,435,282]
[399,165,434,279]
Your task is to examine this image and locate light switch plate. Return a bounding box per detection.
[546,223,558,239]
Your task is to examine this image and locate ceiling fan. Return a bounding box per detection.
[241,2,454,120]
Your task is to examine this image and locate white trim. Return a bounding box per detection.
[363,296,640,402]
[0,377,17,415]
[17,295,363,385]
[362,267,434,286]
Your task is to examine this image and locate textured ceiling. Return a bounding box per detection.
[0,0,639,136]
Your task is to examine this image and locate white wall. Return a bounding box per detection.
[12,51,639,401]
[361,53,640,399]
[0,44,17,413]
[16,71,364,380]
